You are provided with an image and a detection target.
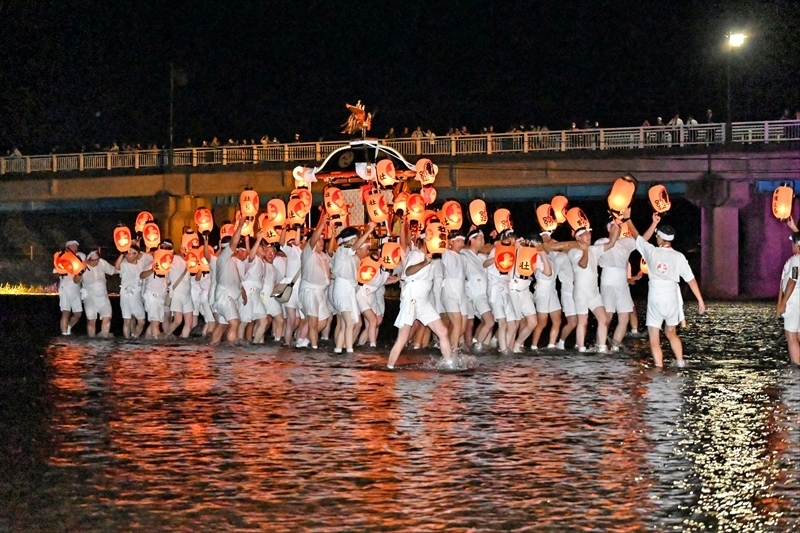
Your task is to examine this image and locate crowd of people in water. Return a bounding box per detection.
[84,200,800,368]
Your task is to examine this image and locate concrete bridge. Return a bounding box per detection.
[1,132,799,299]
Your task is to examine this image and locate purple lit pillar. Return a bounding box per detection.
[740,193,796,298]
[701,206,741,298]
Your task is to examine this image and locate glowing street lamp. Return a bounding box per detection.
[726,31,747,140]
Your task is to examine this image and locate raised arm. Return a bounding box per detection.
[641,212,661,242]
[601,223,620,251]
[307,212,329,249]
[249,233,263,261]
[352,221,376,250]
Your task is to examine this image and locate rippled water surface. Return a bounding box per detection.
[1,301,799,532]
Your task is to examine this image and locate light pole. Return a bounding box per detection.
[726,32,746,142]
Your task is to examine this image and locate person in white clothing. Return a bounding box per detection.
[139,243,170,339]
[596,221,637,350]
[461,229,494,352]
[211,217,246,344]
[441,231,468,351]
[331,221,375,353]
[531,232,561,349]
[56,240,84,335]
[775,231,800,366]
[74,250,117,337]
[511,235,550,352]
[484,230,519,354]
[626,210,705,367]
[164,240,194,338]
[279,230,304,347]
[241,234,269,343]
[298,213,333,349]
[551,244,577,350]
[115,244,148,338]
[356,258,399,348]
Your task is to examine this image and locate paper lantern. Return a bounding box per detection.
[239,188,260,220]
[286,198,306,226]
[415,158,436,186]
[53,251,69,275]
[194,206,214,234]
[393,191,409,215]
[424,223,448,254]
[235,211,255,237]
[323,187,346,216]
[376,159,396,187]
[142,222,161,250]
[442,200,463,230]
[469,199,489,226]
[55,249,84,275]
[181,229,200,251]
[494,244,516,274]
[113,225,132,252]
[515,247,538,278]
[640,257,649,275]
[620,223,633,239]
[647,184,672,214]
[381,241,402,270]
[407,193,426,222]
[566,207,591,231]
[281,227,301,244]
[422,210,440,229]
[261,223,280,243]
[199,256,210,273]
[220,223,235,240]
[292,187,312,215]
[185,249,201,274]
[135,211,153,233]
[607,174,637,218]
[366,190,390,223]
[772,183,795,221]
[493,208,512,233]
[536,204,558,232]
[357,255,381,284]
[257,212,269,233]
[551,196,569,224]
[266,198,286,225]
[152,249,173,276]
[420,185,437,205]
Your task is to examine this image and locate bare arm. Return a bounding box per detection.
[538,251,552,276]
[115,253,124,270]
[543,240,580,253]
[352,221,376,250]
[307,212,328,249]
[405,254,432,276]
[248,233,263,262]
[687,278,706,314]
[601,223,621,251]
[778,279,795,315]
[577,243,589,269]
[642,212,661,242]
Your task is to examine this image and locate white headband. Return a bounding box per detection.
[574,227,591,237]
[539,231,552,236]
[449,235,466,241]
[656,230,674,242]
[337,234,357,245]
[65,240,79,247]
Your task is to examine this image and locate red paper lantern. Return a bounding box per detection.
[324,187,346,216]
[199,256,210,273]
[53,251,68,275]
[261,223,280,243]
[55,249,84,275]
[194,206,214,234]
[407,193,426,223]
[142,222,161,250]
[551,196,569,224]
[381,241,402,270]
[494,244,516,274]
[772,183,794,221]
[292,188,312,216]
[357,255,381,284]
[648,184,672,214]
[424,223,447,254]
[376,159,396,187]
[469,199,489,226]
[113,225,132,252]
[135,211,153,233]
[366,191,390,223]
[415,158,436,186]
[239,188,260,220]
[441,200,463,230]
[515,246,538,277]
[536,204,558,232]
[185,249,201,274]
[420,185,437,205]
[220,223,235,240]
[266,198,286,225]
[152,249,173,276]
[566,207,591,231]
[393,191,409,215]
[286,198,306,226]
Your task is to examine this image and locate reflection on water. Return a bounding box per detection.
[1,302,799,531]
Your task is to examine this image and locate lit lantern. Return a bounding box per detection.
[194,206,214,234]
[282,227,301,244]
[366,190,390,224]
[135,211,153,233]
[142,222,161,250]
[515,246,538,278]
[286,198,306,226]
[357,255,381,284]
[424,223,448,254]
[381,241,402,270]
[620,223,633,239]
[323,187,346,216]
[152,249,173,276]
[393,191,409,215]
[185,249,201,274]
[181,229,199,251]
[607,174,637,218]
[566,207,591,231]
[55,249,84,275]
[422,210,440,229]
[53,251,68,275]
[772,183,795,221]
[415,158,436,186]
[220,223,235,240]
[239,188,260,220]
[376,159,396,187]
[360,183,373,203]
[266,198,287,225]
[420,185,437,205]
[536,204,558,232]
[261,223,280,243]
[551,195,569,224]
[257,212,268,233]
[235,211,255,237]
[442,200,463,230]
[199,256,210,273]
[407,193,426,222]
[292,188,312,215]
[494,208,512,233]
[494,244,516,274]
[648,184,672,214]
[640,257,649,275]
[113,224,132,252]
[469,199,489,226]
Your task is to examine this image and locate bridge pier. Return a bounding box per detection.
[156,195,213,247]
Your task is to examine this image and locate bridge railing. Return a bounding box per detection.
[2,120,798,176]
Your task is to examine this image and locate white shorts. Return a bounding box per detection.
[534,283,561,314]
[59,281,83,313]
[193,292,215,323]
[574,290,605,316]
[169,290,194,314]
[783,307,800,333]
[489,284,516,321]
[120,289,145,320]
[441,284,468,315]
[374,289,386,316]
[301,285,331,320]
[331,280,358,322]
[433,280,445,315]
[601,284,634,314]
[646,294,681,328]
[510,289,536,318]
[240,286,267,322]
[84,293,112,320]
[144,292,166,322]
[215,291,240,324]
[394,296,440,328]
[356,286,375,314]
[560,290,577,317]
[261,291,284,318]
[280,277,302,309]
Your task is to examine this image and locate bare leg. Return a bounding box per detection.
[515,314,537,350]
[786,330,800,365]
[612,312,630,345]
[648,326,664,367]
[476,311,495,345]
[123,318,132,338]
[664,325,683,364]
[284,308,299,346]
[575,314,589,348]
[591,306,609,347]
[87,319,97,337]
[559,315,577,345]
[388,325,413,368]
[100,317,112,337]
[253,317,268,344]
[308,315,319,347]
[226,319,240,344]
[446,311,463,350]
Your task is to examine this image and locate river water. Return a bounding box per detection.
[1,298,798,532]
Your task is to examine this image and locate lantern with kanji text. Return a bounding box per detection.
[514,246,538,278]
[424,222,447,254]
[239,188,259,220]
[220,223,235,240]
[536,204,558,232]
[194,206,214,234]
[566,207,591,232]
[286,198,306,227]
[114,224,132,252]
[772,183,795,221]
[381,241,402,270]
[493,208,512,233]
[142,222,161,251]
[469,199,489,226]
[376,159,396,187]
[323,187,346,216]
[366,190,390,223]
[648,184,672,214]
[415,158,436,186]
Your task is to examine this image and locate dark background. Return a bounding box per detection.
[1,0,798,154]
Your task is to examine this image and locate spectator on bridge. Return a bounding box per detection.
[425,128,435,141]
[411,126,423,138]
[293,133,300,143]
[779,108,791,120]
[10,146,22,157]
[211,137,220,147]
[110,141,120,151]
[261,135,270,146]
[667,113,683,126]
[384,127,396,139]
[401,127,410,137]
[686,115,698,126]
[705,109,714,123]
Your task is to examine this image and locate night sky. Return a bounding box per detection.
[1,0,798,154]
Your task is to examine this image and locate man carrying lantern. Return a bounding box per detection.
[482,230,520,355]
[115,244,149,338]
[74,250,118,338]
[441,230,469,352]
[625,210,705,368]
[596,221,638,351]
[531,232,561,350]
[211,217,246,345]
[56,240,85,335]
[140,240,172,339]
[775,230,800,366]
[461,229,495,353]
[164,240,194,338]
[298,213,334,350]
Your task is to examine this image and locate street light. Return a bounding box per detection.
[726,32,747,141]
